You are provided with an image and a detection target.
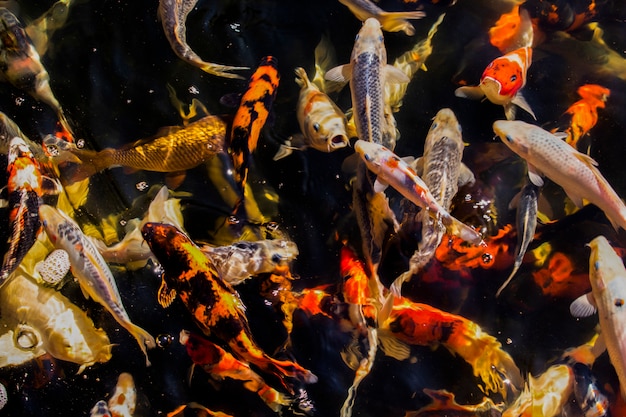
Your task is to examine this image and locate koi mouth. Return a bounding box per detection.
[331,135,349,148]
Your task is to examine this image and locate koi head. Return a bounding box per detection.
[354,140,385,174]
[141,222,188,262]
[480,47,531,100]
[493,120,531,157]
[424,108,464,151]
[351,18,386,63]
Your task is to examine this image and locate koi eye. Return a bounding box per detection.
[615,298,624,307]
[510,74,517,82]
[355,34,360,41]
[271,254,283,264]
[364,153,372,162]
[505,134,514,143]
[313,123,320,132]
[430,123,438,130]
[378,35,383,42]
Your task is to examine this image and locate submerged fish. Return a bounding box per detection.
[107,373,136,417]
[493,120,626,230]
[571,362,610,417]
[157,0,248,79]
[326,18,409,148]
[488,5,534,54]
[0,7,73,136]
[200,239,299,286]
[180,330,292,413]
[141,222,317,392]
[570,236,626,400]
[39,204,156,365]
[496,182,539,297]
[455,47,535,120]
[355,139,483,245]
[405,388,502,417]
[337,0,425,36]
[0,111,45,159]
[274,67,348,160]
[45,114,227,184]
[228,56,280,196]
[90,400,112,417]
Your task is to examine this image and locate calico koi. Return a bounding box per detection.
[157,0,248,79]
[39,204,156,366]
[493,120,626,230]
[228,56,280,198]
[455,47,535,120]
[180,330,291,412]
[141,222,317,392]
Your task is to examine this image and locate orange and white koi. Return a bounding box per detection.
[0,137,50,286]
[228,56,280,196]
[493,120,626,230]
[354,139,483,245]
[273,67,348,160]
[141,222,317,392]
[552,84,610,151]
[570,236,626,400]
[39,204,156,366]
[455,47,535,120]
[107,373,136,417]
[157,0,248,79]
[326,18,409,149]
[378,295,522,398]
[338,0,425,36]
[180,330,292,412]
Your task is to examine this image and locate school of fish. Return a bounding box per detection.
[0,0,625,416]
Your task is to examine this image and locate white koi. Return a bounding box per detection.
[108,373,136,417]
[493,120,626,230]
[39,204,156,365]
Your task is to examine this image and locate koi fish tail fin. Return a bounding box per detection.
[125,323,156,367]
[443,320,522,399]
[440,214,483,246]
[262,356,318,393]
[43,135,110,183]
[197,61,249,80]
[496,262,522,297]
[378,11,426,36]
[256,384,293,413]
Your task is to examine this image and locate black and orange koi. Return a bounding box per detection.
[228,56,280,199]
[141,222,317,393]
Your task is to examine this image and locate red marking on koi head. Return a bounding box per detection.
[481,47,531,98]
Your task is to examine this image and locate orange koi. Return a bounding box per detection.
[532,251,590,298]
[405,388,502,416]
[180,330,291,412]
[167,402,233,417]
[379,295,522,397]
[228,56,280,197]
[340,246,378,324]
[141,222,317,393]
[489,5,534,54]
[553,84,610,151]
[455,47,535,120]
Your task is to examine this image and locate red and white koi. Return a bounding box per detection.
[39,204,156,365]
[493,120,626,230]
[354,139,483,245]
[455,47,535,120]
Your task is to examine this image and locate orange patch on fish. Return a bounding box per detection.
[532,252,590,298]
[340,246,371,305]
[489,6,523,52]
[482,47,531,98]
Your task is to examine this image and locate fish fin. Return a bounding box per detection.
[527,164,544,187]
[496,266,520,297]
[458,163,475,187]
[373,178,388,193]
[573,152,599,167]
[552,131,568,141]
[157,279,177,308]
[219,92,243,108]
[411,157,424,176]
[454,86,484,100]
[591,333,607,358]
[165,171,187,190]
[41,176,63,195]
[570,293,597,317]
[503,103,517,121]
[294,67,311,89]
[384,65,410,84]
[273,144,295,160]
[377,329,411,361]
[564,187,584,208]
[325,64,352,83]
[440,215,483,246]
[512,93,536,120]
[377,11,426,36]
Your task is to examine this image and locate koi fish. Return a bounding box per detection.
[157,0,248,79]
[571,362,610,417]
[0,8,73,137]
[228,56,280,196]
[200,239,299,286]
[405,389,502,417]
[378,295,522,397]
[0,269,112,372]
[180,330,292,412]
[325,18,409,149]
[553,84,610,152]
[107,373,136,417]
[167,402,233,417]
[0,137,54,286]
[44,114,227,185]
[24,0,75,57]
[0,111,45,159]
[39,204,156,366]
[570,235,626,400]
[90,400,112,417]
[493,120,626,230]
[393,109,476,293]
[488,5,534,54]
[273,67,348,160]
[141,222,317,392]
[337,0,425,36]
[502,364,573,417]
[354,139,483,245]
[455,47,535,120]
[496,182,539,297]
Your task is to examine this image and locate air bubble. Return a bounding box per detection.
[227,216,240,225]
[76,138,85,149]
[136,181,149,191]
[482,253,493,264]
[156,334,175,348]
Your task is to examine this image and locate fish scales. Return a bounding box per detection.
[352,51,384,145]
